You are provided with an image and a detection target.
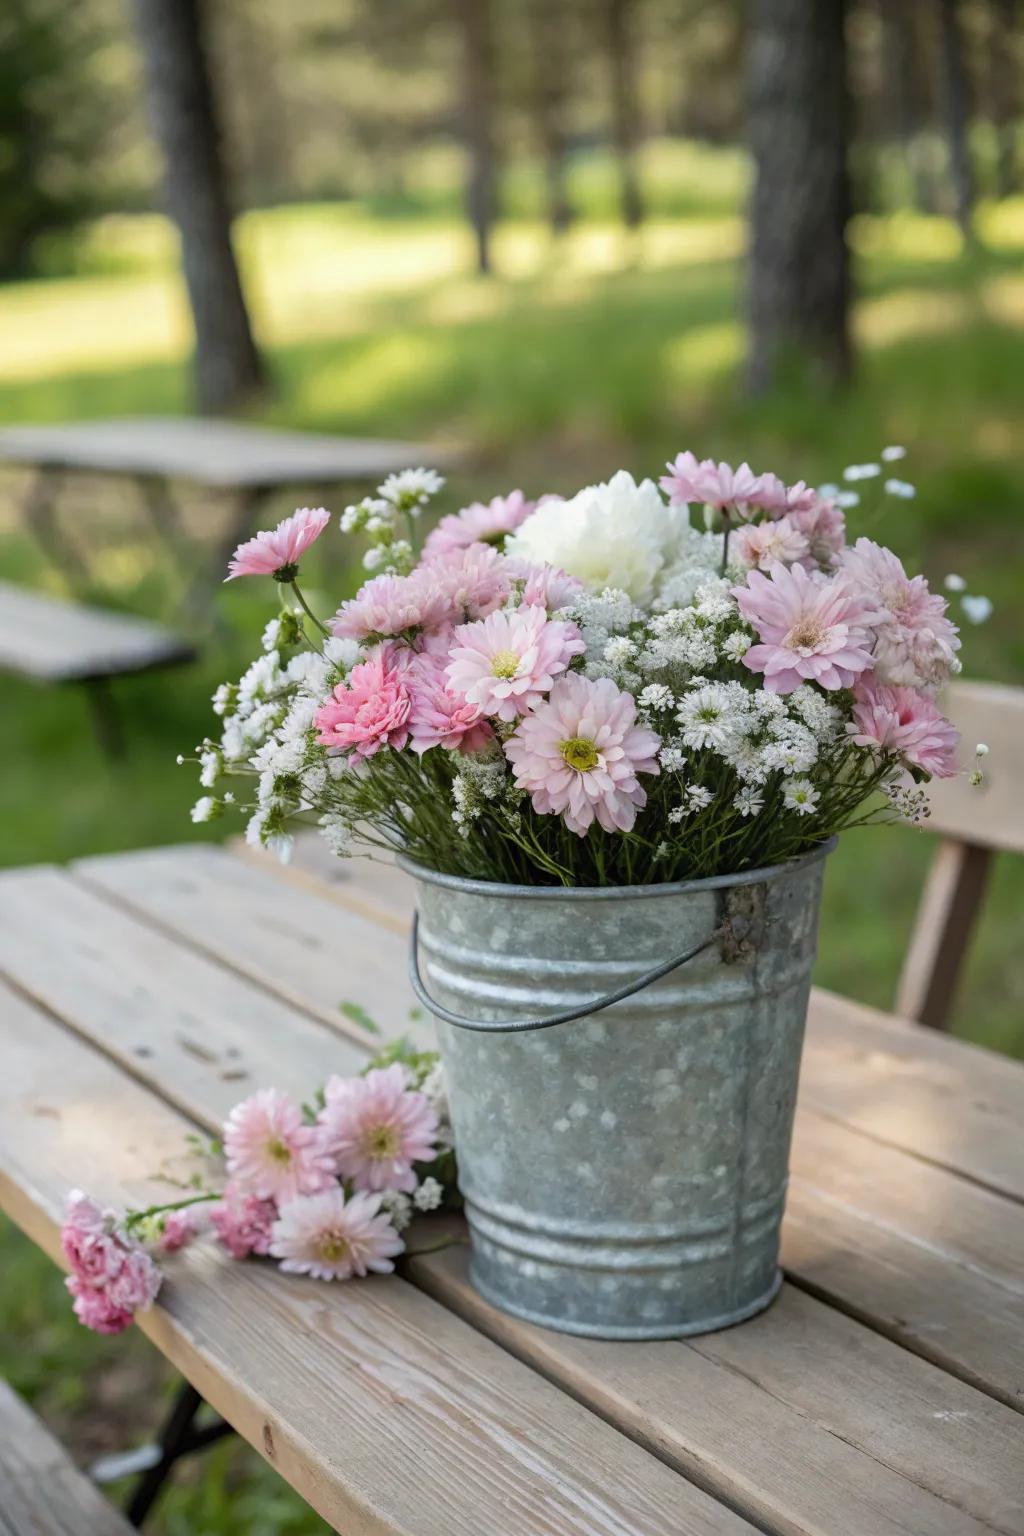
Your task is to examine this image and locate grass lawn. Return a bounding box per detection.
[1,152,1022,1530]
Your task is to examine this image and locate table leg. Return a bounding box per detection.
[181,484,268,628]
[121,1380,235,1527]
[82,678,125,761]
[18,465,84,593]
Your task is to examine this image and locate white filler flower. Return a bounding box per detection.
[506,471,686,604]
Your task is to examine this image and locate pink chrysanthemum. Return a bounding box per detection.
[318,1063,439,1194]
[445,605,584,722]
[421,543,511,624]
[270,1188,405,1280]
[423,490,536,559]
[226,507,330,581]
[407,655,494,754]
[504,673,661,836]
[330,572,450,641]
[785,494,846,566]
[660,454,787,520]
[210,1184,278,1259]
[733,516,809,571]
[314,650,412,757]
[61,1191,162,1335]
[504,558,585,611]
[733,562,879,694]
[839,537,960,691]
[223,1089,335,1204]
[849,680,959,778]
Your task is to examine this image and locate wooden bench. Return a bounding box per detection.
[897,680,1024,1029]
[0,1378,135,1536]
[0,581,196,757]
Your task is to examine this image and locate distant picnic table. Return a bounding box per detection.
[0,416,454,618]
[0,838,1021,1534]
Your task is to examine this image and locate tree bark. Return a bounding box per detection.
[746,0,851,392]
[606,0,643,228]
[938,0,975,237]
[988,0,1020,198]
[532,0,573,234]
[882,0,940,213]
[454,0,497,274]
[131,0,264,414]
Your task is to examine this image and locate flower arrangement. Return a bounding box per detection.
[62,1045,455,1333]
[185,451,984,886]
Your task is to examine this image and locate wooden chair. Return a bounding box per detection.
[896,680,1024,1030]
[0,1378,136,1535]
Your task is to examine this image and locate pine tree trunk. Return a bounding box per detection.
[938,0,975,237]
[989,0,1020,198]
[883,0,940,213]
[454,0,497,274]
[132,0,264,415]
[607,0,643,229]
[532,0,573,234]
[746,0,851,391]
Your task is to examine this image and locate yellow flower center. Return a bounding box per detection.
[490,648,521,679]
[266,1137,293,1166]
[785,618,826,652]
[363,1124,400,1160]
[560,736,600,773]
[318,1230,351,1263]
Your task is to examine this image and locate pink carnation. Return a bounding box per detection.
[504,673,661,836]
[421,543,511,624]
[785,494,846,566]
[660,453,788,520]
[158,1208,200,1254]
[839,538,960,691]
[226,507,330,581]
[504,558,585,611]
[733,562,879,694]
[849,680,959,778]
[223,1088,336,1204]
[270,1188,405,1281]
[314,650,412,756]
[733,516,809,571]
[318,1063,439,1194]
[423,490,535,558]
[407,655,494,754]
[445,605,584,722]
[210,1183,278,1259]
[61,1191,162,1335]
[330,572,448,642]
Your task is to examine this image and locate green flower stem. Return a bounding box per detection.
[289,579,331,638]
[122,1192,219,1232]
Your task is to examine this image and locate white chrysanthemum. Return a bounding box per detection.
[783,778,820,816]
[734,786,764,817]
[506,472,686,604]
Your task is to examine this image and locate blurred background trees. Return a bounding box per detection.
[2,0,1020,407]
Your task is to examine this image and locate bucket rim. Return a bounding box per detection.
[397,835,836,901]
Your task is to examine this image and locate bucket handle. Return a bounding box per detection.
[408,911,749,1034]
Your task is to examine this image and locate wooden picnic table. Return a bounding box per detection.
[0,839,1022,1536]
[0,417,453,618]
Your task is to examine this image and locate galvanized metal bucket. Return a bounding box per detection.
[401,840,833,1340]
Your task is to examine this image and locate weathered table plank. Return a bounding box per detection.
[0,982,750,1536]
[6,855,1024,1535]
[0,418,449,490]
[0,580,194,683]
[0,1379,136,1536]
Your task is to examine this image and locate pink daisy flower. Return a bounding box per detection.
[445,605,584,723]
[210,1183,278,1259]
[733,516,809,571]
[270,1189,405,1280]
[849,680,959,778]
[314,650,412,757]
[423,490,536,558]
[733,562,879,694]
[226,507,330,581]
[407,655,494,754]
[839,538,960,691]
[318,1063,439,1194]
[223,1089,336,1204]
[660,454,788,520]
[504,673,661,836]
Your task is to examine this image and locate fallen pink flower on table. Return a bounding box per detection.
[223,1088,336,1204]
[271,1188,406,1280]
[319,1063,439,1194]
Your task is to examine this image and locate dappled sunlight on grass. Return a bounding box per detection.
[662,321,743,387]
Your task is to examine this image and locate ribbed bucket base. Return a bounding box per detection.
[469,1263,784,1340]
